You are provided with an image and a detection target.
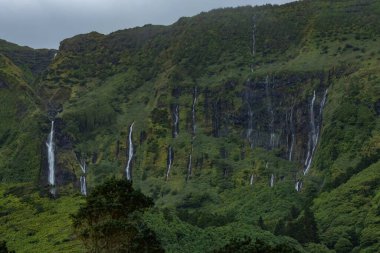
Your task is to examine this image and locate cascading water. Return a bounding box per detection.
[303,91,316,175]
[252,22,256,56]
[304,89,326,175]
[320,89,328,116]
[173,105,179,138]
[295,180,300,192]
[192,87,197,136]
[288,106,295,161]
[80,176,87,196]
[270,174,274,188]
[125,122,135,181]
[186,153,192,181]
[165,146,173,181]
[250,174,254,186]
[79,159,87,196]
[46,121,55,191]
[246,104,254,146]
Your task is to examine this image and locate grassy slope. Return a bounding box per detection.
[0,184,84,253]
[0,54,44,182]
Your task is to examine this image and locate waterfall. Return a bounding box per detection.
[79,159,87,196]
[289,134,295,161]
[80,176,87,196]
[288,106,295,161]
[250,174,254,186]
[79,160,86,174]
[295,180,300,192]
[297,181,303,191]
[304,90,326,175]
[46,121,55,188]
[125,122,134,181]
[270,174,274,187]
[172,105,179,138]
[186,153,192,181]
[310,91,317,146]
[320,89,328,116]
[252,22,256,56]
[192,87,197,136]
[265,76,275,149]
[165,146,173,181]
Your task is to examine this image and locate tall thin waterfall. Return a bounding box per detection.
[186,153,192,182]
[288,106,295,161]
[250,174,254,186]
[192,87,197,136]
[165,146,173,181]
[126,122,134,181]
[252,22,256,56]
[304,89,328,175]
[46,121,55,187]
[79,160,87,196]
[173,105,179,138]
[295,180,300,192]
[80,176,87,196]
[320,89,328,116]
[304,91,317,175]
[270,174,274,187]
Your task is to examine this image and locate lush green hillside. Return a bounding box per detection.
[0,0,379,252]
[0,39,56,81]
[0,53,45,183]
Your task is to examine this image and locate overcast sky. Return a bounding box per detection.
[0,0,293,49]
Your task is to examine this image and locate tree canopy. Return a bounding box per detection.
[72,178,164,252]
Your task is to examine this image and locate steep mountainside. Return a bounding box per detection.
[0,0,379,252]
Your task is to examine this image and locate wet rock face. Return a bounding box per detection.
[0,79,9,88]
[54,118,72,150]
[242,74,330,163]
[375,99,380,116]
[186,73,328,163]
[240,75,328,162]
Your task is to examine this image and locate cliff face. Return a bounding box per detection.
[0,0,380,252]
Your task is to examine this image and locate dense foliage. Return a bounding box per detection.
[72,179,163,252]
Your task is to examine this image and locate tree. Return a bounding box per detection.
[286,207,319,244]
[214,237,302,253]
[72,178,164,252]
[274,219,286,236]
[258,216,266,230]
[0,241,14,253]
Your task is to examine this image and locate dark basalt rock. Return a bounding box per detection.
[54,118,72,150]
[375,99,380,116]
[0,79,9,89]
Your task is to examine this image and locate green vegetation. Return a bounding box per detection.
[0,0,379,252]
[0,184,84,252]
[72,178,163,252]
